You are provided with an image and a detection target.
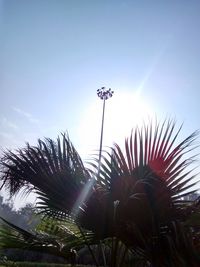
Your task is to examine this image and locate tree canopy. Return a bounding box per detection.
[0,120,200,266]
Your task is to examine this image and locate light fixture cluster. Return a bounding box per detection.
[97,87,114,100]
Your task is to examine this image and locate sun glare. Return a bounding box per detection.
[78,90,153,158]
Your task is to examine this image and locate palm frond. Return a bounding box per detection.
[0,119,200,266]
[0,217,66,258]
[0,216,95,260]
[84,120,199,246]
[94,120,199,202]
[0,134,90,217]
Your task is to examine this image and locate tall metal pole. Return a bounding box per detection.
[97,87,114,267]
[97,87,114,177]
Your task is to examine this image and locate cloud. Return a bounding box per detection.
[1,117,19,130]
[0,131,14,139]
[12,107,39,124]
[0,131,24,150]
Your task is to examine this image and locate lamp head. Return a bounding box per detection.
[97,87,114,100]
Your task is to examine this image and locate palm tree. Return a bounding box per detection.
[0,120,200,266]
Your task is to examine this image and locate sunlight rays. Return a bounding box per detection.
[78,89,153,159]
[71,178,96,220]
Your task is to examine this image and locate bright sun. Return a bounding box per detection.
[78,90,153,158]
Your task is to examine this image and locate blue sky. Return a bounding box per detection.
[1,1,200,206]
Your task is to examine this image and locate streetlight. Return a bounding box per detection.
[71,87,113,221]
[97,87,114,267]
[97,87,114,176]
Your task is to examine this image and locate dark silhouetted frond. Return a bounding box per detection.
[0,134,90,217]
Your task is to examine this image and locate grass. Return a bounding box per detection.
[0,263,98,267]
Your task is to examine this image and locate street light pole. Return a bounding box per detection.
[96,87,114,267]
[97,87,114,177]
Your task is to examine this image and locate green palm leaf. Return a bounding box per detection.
[83,120,199,244]
[0,119,200,266]
[0,134,90,217]
[0,217,65,258]
[0,216,95,260]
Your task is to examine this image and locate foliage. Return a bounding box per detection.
[0,262,93,267]
[0,193,38,231]
[0,263,99,267]
[0,121,200,266]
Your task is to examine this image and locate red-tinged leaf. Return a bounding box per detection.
[144,125,148,165]
[166,159,189,179]
[150,122,159,160]
[167,169,194,189]
[165,154,183,174]
[172,182,198,198]
[162,124,183,159]
[129,130,135,168]
[157,119,173,158]
[171,175,197,193]
[147,123,152,163]
[125,138,133,171]
[154,120,166,159]
[139,130,144,168]
[134,128,139,167]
